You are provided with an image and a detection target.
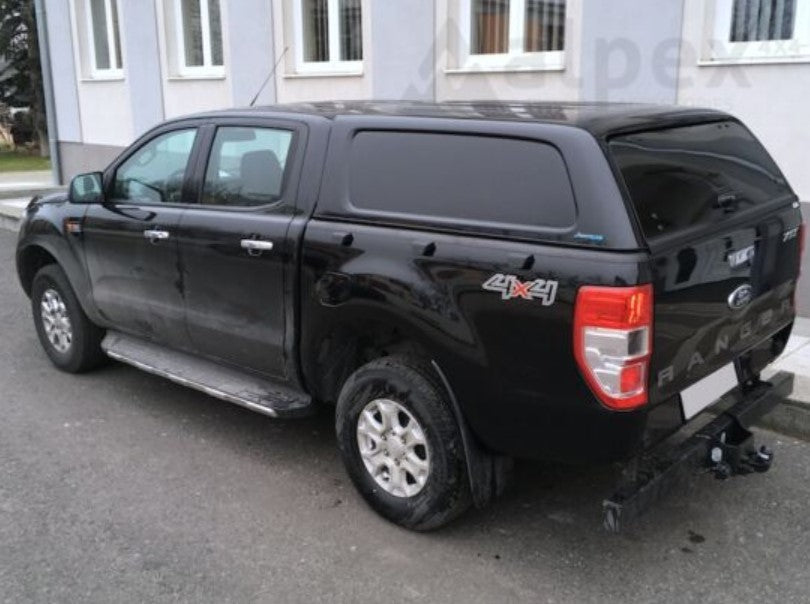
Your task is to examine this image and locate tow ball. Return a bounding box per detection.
[708,434,774,480]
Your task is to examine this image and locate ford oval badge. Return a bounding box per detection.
[728,284,753,310]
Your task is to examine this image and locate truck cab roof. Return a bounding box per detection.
[193,100,731,138]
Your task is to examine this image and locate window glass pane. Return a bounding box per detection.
[203,127,293,207]
[471,0,510,54]
[610,121,793,240]
[303,0,329,62]
[89,0,110,70]
[181,0,204,66]
[524,0,566,52]
[208,0,224,65]
[339,0,363,61]
[113,129,197,204]
[349,132,576,229]
[110,0,123,68]
[730,0,796,41]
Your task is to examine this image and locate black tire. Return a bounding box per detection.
[336,356,471,531]
[31,264,106,373]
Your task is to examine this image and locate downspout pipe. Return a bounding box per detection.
[33,0,61,185]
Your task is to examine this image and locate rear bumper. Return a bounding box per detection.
[603,370,794,532]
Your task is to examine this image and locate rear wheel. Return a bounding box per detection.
[336,356,471,531]
[31,264,106,373]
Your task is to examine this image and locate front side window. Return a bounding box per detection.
[295,0,363,73]
[462,0,566,70]
[113,129,197,204]
[709,0,810,62]
[85,0,123,76]
[174,0,224,75]
[202,127,294,207]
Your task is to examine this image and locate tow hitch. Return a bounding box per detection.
[603,371,793,533]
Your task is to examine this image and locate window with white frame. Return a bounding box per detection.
[458,0,566,70]
[293,0,364,73]
[709,0,810,62]
[173,0,224,75]
[85,0,123,76]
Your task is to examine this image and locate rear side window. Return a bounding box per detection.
[610,120,793,240]
[348,131,576,230]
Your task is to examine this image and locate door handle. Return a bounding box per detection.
[241,239,274,256]
[144,229,170,243]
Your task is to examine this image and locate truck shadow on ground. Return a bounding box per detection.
[88,359,728,549]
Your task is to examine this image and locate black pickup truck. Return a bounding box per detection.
[16,102,801,531]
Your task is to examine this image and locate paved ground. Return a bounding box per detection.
[2,232,810,603]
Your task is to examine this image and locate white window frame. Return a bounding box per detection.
[173,0,225,77]
[456,0,565,72]
[84,0,123,79]
[292,0,364,74]
[706,0,810,64]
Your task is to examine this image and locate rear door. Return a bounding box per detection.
[175,120,305,379]
[609,120,802,409]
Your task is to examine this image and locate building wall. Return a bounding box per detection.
[580,0,684,103]
[40,0,810,198]
[678,1,810,200]
[434,0,583,102]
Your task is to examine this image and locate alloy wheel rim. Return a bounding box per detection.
[40,288,73,354]
[356,398,431,498]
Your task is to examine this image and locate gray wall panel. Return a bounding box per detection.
[225,0,276,107]
[371,0,435,101]
[58,141,124,182]
[580,0,684,103]
[43,0,82,142]
[119,1,164,137]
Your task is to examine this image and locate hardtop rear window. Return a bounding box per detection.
[609,120,793,241]
[347,130,577,231]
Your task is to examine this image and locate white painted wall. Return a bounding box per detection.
[271,0,372,103]
[154,0,232,120]
[67,0,134,146]
[678,2,810,200]
[434,0,583,102]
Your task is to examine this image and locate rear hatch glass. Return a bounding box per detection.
[608,120,801,414]
[609,120,794,241]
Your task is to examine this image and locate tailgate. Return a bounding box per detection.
[609,119,802,407]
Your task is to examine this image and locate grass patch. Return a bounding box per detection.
[0,150,51,172]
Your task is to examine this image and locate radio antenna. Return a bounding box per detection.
[250,46,289,107]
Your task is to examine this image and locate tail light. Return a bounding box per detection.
[573,284,653,411]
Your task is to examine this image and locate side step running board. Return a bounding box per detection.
[101,332,314,419]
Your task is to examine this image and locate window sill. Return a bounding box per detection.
[79,75,125,83]
[167,73,227,81]
[283,70,364,79]
[444,64,565,75]
[698,55,810,67]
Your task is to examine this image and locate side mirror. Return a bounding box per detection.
[68,172,105,204]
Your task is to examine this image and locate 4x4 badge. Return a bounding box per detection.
[482,274,558,305]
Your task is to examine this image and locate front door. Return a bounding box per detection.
[176,122,302,378]
[83,127,200,349]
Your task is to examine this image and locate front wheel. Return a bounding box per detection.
[31,264,106,373]
[336,356,471,531]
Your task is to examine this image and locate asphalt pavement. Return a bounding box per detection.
[2,228,810,603]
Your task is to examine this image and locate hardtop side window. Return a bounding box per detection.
[112,129,197,204]
[347,130,576,230]
[201,126,294,207]
[609,120,793,240]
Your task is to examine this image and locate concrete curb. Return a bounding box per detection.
[0,213,19,232]
[0,188,62,200]
[758,397,810,441]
